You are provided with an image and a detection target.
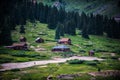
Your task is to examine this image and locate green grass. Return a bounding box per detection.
[0,63,97,80]
[0,21,120,63]
[0,21,120,79]
[1,59,120,80]
[0,47,51,63]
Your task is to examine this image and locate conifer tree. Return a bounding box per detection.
[81,18,89,39]
[55,24,60,40]
[20,25,25,34]
[55,22,64,40]
[0,16,12,45]
[47,6,59,29]
[64,19,76,35]
[79,12,87,30]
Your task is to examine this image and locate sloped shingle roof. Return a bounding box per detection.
[59,38,70,42]
[53,45,69,49]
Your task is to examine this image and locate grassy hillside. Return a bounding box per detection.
[41,0,120,17]
[0,21,120,80]
[15,21,120,54]
[0,21,120,63]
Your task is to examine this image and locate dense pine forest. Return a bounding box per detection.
[0,0,120,46]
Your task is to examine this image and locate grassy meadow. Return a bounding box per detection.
[0,21,120,80]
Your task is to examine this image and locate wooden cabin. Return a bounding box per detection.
[52,45,70,52]
[58,38,71,45]
[20,36,27,42]
[5,42,28,50]
[114,14,120,22]
[35,37,44,43]
[88,50,95,56]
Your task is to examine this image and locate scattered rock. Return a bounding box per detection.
[118,58,120,61]
[47,75,53,80]
[91,77,96,80]
[35,48,46,52]
[12,77,20,80]
[89,70,120,77]
[57,74,80,80]
[30,46,35,49]
[111,53,116,57]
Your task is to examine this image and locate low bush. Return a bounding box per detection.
[84,61,97,66]
[11,51,43,58]
[100,56,108,59]
[93,48,108,52]
[93,60,100,64]
[10,68,20,72]
[11,51,27,57]
[0,57,14,63]
[67,59,84,64]
[110,56,119,60]
[27,54,40,58]
[61,52,74,57]
[79,50,86,53]
[111,49,120,53]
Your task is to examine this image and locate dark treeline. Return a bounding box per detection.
[0,0,120,45]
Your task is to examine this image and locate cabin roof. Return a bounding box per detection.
[12,43,26,47]
[53,45,69,49]
[59,38,70,42]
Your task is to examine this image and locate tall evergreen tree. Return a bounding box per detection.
[55,24,60,40]
[79,12,87,30]
[81,18,89,39]
[20,25,25,34]
[58,7,66,23]
[55,22,64,40]
[0,16,12,45]
[94,14,104,35]
[64,19,76,35]
[47,6,59,29]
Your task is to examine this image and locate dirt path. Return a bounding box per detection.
[0,56,103,71]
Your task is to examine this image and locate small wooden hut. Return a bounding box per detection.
[52,45,70,52]
[88,50,95,56]
[5,42,28,50]
[35,37,44,43]
[58,38,71,45]
[20,36,27,42]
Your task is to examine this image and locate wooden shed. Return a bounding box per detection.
[114,14,120,22]
[58,38,71,45]
[88,50,95,56]
[20,36,27,42]
[5,42,28,50]
[35,37,44,43]
[52,45,70,52]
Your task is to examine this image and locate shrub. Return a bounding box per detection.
[27,54,40,58]
[0,57,14,63]
[110,56,118,60]
[79,50,86,53]
[93,60,100,64]
[112,49,120,53]
[10,68,20,72]
[67,59,84,64]
[84,61,97,66]
[11,51,27,57]
[100,56,108,59]
[93,48,108,52]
